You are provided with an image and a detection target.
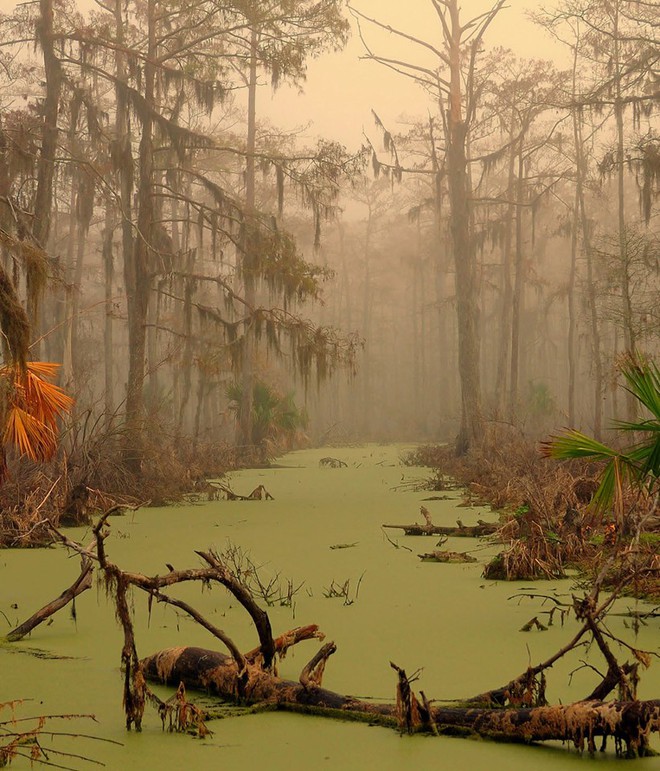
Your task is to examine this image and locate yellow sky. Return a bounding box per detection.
[0,0,569,150]
[266,0,569,150]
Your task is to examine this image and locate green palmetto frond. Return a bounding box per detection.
[620,358,660,422]
[541,357,659,512]
[225,381,243,412]
[540,430,624,513]
[225,380,307,445]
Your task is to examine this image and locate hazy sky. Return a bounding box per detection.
[265,0,568,150]
[0,0,568,151]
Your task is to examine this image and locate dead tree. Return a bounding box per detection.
[15,512,660,756]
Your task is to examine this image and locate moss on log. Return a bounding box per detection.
[142,646,659,756]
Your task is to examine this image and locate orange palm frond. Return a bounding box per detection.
[21,361,61,378]
[3,405,57,461]
[0,361,73,465]
[22,366,74,428]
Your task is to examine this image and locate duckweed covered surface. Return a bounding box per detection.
[1,445,658,769]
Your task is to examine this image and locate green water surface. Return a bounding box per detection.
[1,445,658,769]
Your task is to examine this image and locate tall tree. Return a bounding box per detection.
[227,0,350,446]
[351,0,506,452]
[536,0,658,424]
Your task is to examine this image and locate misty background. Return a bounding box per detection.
[0,0,657,458]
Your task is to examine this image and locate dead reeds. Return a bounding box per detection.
[407,427,659,594]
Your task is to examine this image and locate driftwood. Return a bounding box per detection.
[384,508,498,537]
[383,506,498,537]
[418,551,477,563]
[319,457,347,468]
[142,645,659,755]
[5,552,94,642]
[212,483,274,501]
[23,512,658,757]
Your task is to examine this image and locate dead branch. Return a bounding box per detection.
[300,642,336,688]
[5,555,93,642]
[418,551,477,563]
[211,482,274,500]
[383,521,498,537]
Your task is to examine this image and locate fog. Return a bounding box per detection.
[0,0,657,454]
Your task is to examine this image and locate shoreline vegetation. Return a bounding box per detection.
[404,432,658,602]
[1,440,658,764]
[2,420,658,601]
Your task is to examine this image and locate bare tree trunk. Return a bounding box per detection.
[446,0,483,453]
[177,250,195,436]
[360,206,373,437]
[113,0,135,430]
[70,215,86,383]
[31,0,63,351]
[124,0,156,470]
[62,177,77,390]
[612,2,636,422]
[142,645,659,755]
[102,196,115,419]
[237,25,259,448]
[573,89,603,437]
[508,140,525,422]
[568,193,578,426]
[494,111,517,416]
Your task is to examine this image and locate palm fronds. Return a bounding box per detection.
[541,357,659,512]
[0,362,74,476]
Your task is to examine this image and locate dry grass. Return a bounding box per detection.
[0,414,245,547]
[407,426,659,591]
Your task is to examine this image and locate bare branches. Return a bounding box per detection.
[300,642,336,688]
[347,4,449,65]
[196,549,276,669]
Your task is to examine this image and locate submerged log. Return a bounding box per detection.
[384,506,497,537]
[418,551,477,563]
[383,522,498,537]
[319,457,348,468]
[142,645,659,755]
[211,483,274,501]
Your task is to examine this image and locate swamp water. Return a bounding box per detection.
[1,444,658,770]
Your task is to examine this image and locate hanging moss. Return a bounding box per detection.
[0,259,29,369]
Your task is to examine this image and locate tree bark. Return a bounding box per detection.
[103,195,115,419]
[445,0,483,454]
[123,0,156,470]
[574,103,603,439]
[508,138,525,422]
[495,112,517,416]
[237,25,259,448]
[30,0,63,351]
[142,645,659,755]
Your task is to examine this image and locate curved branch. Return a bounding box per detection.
[195,550,276,670]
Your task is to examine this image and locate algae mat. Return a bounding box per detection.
[1,445,658,769]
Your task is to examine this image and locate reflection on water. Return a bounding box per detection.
[1,445,658,769]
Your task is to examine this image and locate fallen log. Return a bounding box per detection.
[319,457,347,468]
[418,551,477,563]
[47,517,657,757]
[384,506,498,537]
[383,522,498,537]
[210,483,274,501]
[142,645,659,755]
